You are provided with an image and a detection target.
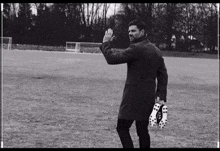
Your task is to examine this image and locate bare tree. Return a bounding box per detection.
[102,3,111,29]
[79,3,102,27]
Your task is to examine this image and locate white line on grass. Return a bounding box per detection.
[11,49,103,55]
[65,52,103,55]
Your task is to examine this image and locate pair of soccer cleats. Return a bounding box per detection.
[149,102,168,128]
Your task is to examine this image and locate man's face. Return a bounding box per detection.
[128,25,144,42]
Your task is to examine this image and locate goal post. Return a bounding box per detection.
[66,42,102,53]
[66,42,80,52]
[1,37,12,50]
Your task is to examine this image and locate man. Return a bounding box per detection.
[99,20,168,148]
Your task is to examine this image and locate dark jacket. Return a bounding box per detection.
[99,36,168,120]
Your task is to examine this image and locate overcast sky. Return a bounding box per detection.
[106,3,121,17]
[30,3,121,17]
[2,3,219,17]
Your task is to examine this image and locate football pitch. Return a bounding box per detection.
[2,49,219,148]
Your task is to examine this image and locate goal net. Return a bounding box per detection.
[1,37,12,50]
[66,42,102,53]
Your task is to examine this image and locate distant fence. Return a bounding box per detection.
[11,44,102,53]
[8,43,218,59]
[11,44,66,52]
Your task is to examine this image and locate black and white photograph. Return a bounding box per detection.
[1,3,219,148]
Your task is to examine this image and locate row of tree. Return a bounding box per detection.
[3,3,219,53]
[3,3,111,45]
[109,3,218,52]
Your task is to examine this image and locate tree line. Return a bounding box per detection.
[3,3,218,53]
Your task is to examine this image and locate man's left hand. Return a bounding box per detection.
[103,28,115,43]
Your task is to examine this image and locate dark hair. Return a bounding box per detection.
[128,19,146,32]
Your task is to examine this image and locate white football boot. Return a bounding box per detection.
[149,103,162,127]
[158,105,168,128]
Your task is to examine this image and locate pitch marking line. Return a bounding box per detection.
[9,49,103,55]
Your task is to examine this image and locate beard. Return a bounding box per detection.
[129,36,134,42]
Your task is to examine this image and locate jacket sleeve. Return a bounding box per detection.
[156,57,168,102]
[99,42,139,65]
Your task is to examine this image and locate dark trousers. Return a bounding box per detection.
[116,119,150,148]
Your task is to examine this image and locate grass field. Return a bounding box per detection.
[2,49,219,148]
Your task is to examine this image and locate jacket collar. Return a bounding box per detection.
[130,35,149,44]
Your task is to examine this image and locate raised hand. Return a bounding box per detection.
[102,28,115,43]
